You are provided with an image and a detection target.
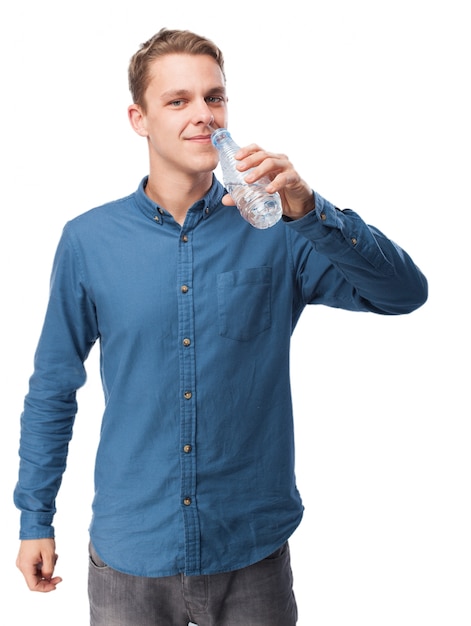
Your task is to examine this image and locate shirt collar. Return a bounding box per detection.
[134,175,226,225]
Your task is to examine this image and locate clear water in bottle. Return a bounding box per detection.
[211,128,282,229]
[225,183,282,229]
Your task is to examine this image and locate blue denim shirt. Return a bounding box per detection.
[14,176,427,576]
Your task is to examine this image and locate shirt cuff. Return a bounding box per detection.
[283,191,343,233]
[19,511,55,540]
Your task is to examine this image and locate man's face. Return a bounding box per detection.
[132,53,228,177]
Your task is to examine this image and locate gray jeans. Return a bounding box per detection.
[88,541,297,625]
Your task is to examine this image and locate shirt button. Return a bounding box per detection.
[181,285,189,293]
[351,237,358,245]
[182,234,189,243]
[184,391,192,400]
[183,444,192,453]
[153,215,160,222]
[183,497,192,506]
[320,212,327,221]
[182,338,191,347]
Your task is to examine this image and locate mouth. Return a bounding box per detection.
[187,134,213,143]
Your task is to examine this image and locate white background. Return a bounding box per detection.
[1,1,469,624]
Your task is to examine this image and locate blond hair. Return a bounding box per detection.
[128,28,225,111]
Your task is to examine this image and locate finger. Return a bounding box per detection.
[21,561,62,592]
[233,143,262,160]
[264,170,301,193]
[39,550,59,581]
[221,193,236,206]
[243,157,292,187]
[237,149,289,172]
[32,575,63,593]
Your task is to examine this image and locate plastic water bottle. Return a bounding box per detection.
[211,128,282,229]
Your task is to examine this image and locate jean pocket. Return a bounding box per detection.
[88,542,108,569]
[264,541,289,561]
[217,267,272,341]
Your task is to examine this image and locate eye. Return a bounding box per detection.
[206,96,224,104]
[170,99,185,107]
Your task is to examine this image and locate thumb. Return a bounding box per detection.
[221,193,236,206]
[40,548,58,581]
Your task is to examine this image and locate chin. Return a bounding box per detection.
[194,155,219,174]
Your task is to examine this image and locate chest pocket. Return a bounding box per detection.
[217,267,272,341]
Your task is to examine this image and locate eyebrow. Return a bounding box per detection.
[160,89,191,100]
[160,86,226,100]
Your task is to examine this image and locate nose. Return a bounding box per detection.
[193,101,214,127]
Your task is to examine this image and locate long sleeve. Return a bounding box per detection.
[13,228,98,538]
[286,192,428,315]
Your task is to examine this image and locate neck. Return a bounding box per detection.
[145,171,213,226]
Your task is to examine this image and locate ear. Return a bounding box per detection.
[128,104,148,137]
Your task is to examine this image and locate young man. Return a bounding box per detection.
[14,28,428,625]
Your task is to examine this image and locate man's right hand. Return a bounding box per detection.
[16,538,62,592]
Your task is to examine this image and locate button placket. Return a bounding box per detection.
[176,224,200,572]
